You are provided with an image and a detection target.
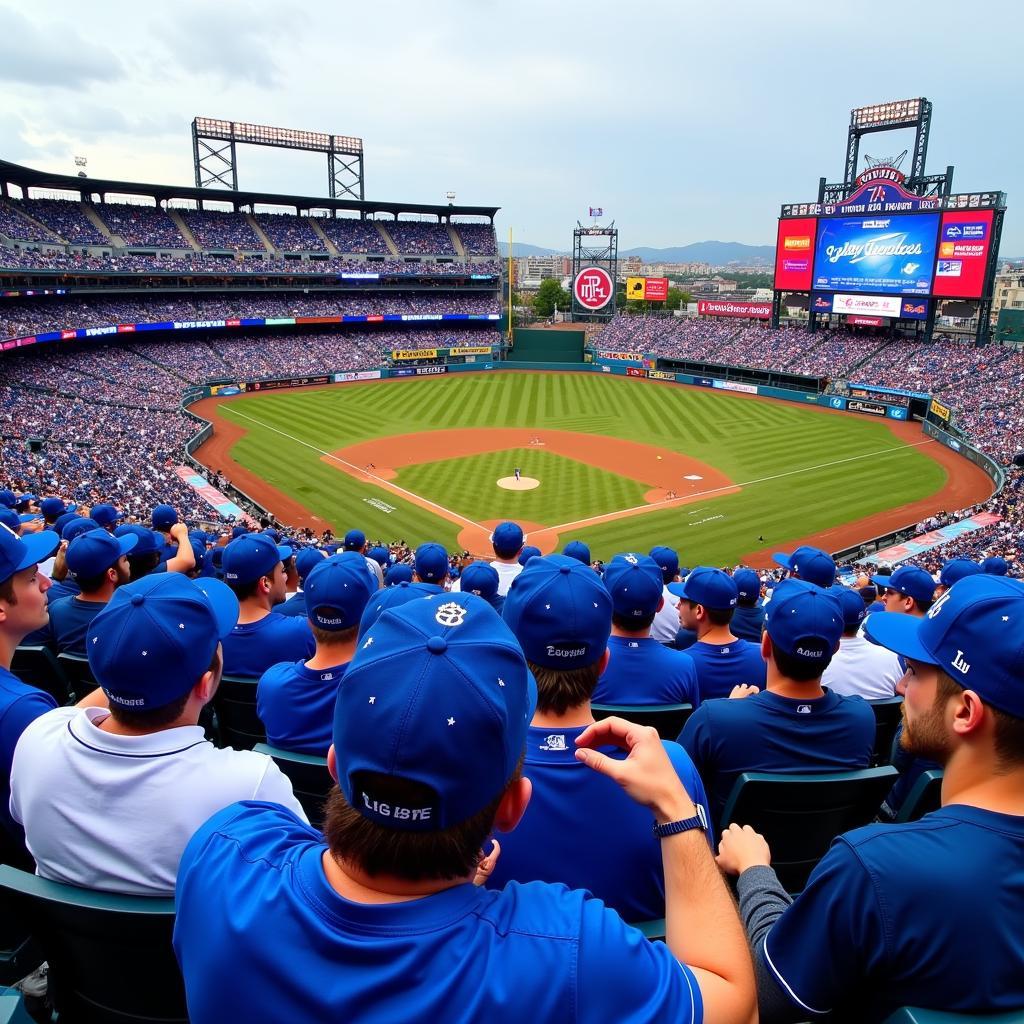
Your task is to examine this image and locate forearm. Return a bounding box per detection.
[167,539,196,574]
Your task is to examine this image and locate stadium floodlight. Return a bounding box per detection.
[851,99,924,129]
[446,191,456,206]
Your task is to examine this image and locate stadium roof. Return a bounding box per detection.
[0,159,499,220]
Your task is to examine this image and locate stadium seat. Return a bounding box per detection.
[254,743,332,828]
[212,675,266,750]
[868,696,904,766]
[11,645,71,704]
[719,766,899,893]
[631,919,666,942]
[56,652,97,701]
[0,990,34,1024]
[0,864,186,1023]
[893,769,944,823]
[883,1009,1024,1023]
[591,703,694,741]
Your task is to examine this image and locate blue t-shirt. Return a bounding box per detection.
[276,592,308,619]
[47,596,107,655]
[673,627,698,651]
[730,604,764,644]
[593,636,699,708]
[490,725,713,922]
[685,639,767,701]
[221,613,315,678]
[174,802,704,1024]
[257,659,349,755]
[0,667,57,840]
[681,689,875,823]
[46,578,80,603]
[761,804,1024,1019]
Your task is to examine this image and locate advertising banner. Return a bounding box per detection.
[333,370,383,383]
[846,315,887,327]
[697,300,772,319]
[573,266,614,310]
[811,294,834,313]
[647,370,676,381]
[713,379,758,395]
[930,398,952,422]
[415,365,448,376]
[644,277,669,301]
[814,213,938,295]
[626,277,647,300]
[899,299,929,320]
[847,399,886,417]
[209,383,244,396]
[831,293,903,317]
[887,406,908,420]
[626,367,645,377]
[392,349,437,360]
[391,367,415,377]
[449,346,494,356]
[598,350,645,362]
[825,395,848,410]
[246,375,330,392]
[933,210,994,298]
[774,217,816,291]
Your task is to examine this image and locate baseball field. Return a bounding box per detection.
[192,371,993,566]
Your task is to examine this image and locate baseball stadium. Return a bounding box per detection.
[1,84,1023,1024]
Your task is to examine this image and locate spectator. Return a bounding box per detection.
[649,545,685,644]
[730,568,765,643]
[821,585,903,699]
[276,546,327,619]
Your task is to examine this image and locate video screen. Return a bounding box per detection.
[774,217,816,291]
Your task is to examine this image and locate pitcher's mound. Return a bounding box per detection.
[497,476,539,491]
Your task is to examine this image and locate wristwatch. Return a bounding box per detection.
[653,804,707,838]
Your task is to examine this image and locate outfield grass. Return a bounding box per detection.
[215,371,948,562]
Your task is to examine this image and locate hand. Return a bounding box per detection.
[19,519,43,534]
[575,716,695,824]
[715,823,772,876]
[473,838,500,886]
[169,522,188,542]
[729,684,760,699]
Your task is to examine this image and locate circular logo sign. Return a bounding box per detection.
[573,266,613,310]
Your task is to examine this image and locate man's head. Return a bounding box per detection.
[872,565,936,616]
[733,568,762,608]
[562,540,591,566]
[327,593,536,880]
[518,545,542,567]
[89,503,123,532]
[458,561,502,611]
[772,545,837,589]
[763,578,843,682]
[828,584,867,638]
[502,554,612,714]
[649,545,680,586]
[222,533,293,606]
[414,543,449,586]
[115,524,165,582]
[384,562,414,587]
[491,521,524,562]
[39,496,76,524]
[65,530,136,595]
[865,575,1024,769]
[603,553,664,633]
[304,553,376,645]
[87,574,238,730]
[151,504,178,533]
[0,524,59,644]
[295,547,327,588]
[343,529,367,554]
[668,566,738,633]
[935,558,983,598]
[981,556,1009,577]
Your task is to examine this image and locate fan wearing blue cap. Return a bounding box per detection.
[412,542,450,593]
[487,520,525,596]
[871,564,936,619]
[176,590,752,1023]
[457,561,504,613]
[935,558,983,598]
[39,496,76,526]
[592,554,700,710]
[493,554,713,921]
[772,545,837,589]
[669,567,767,701]
[9,573,305,896]
[220,534,315,677]
[716,574,1024,1019]
[648,545,685,644]
[820,584,903,699]
[562,539,591,565]
[981,555,1010,576]
[276,547,328,619]
[681,578,875,824]
[730,568,766,644]
[258,554,376,755]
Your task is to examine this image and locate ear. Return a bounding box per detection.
[761,630,773,661]
[656,595,665,612]
[493,776,532,834]
[327,744,338,782]
[194,668,216,705]
[598,647,611,674]
[952,689,986,739]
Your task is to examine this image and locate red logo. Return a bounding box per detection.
[573,267,613,310]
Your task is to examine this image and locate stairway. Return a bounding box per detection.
[245,213,276,254]
[83,203,123,246]
[167,210,201,251]
[447,223,466,258]
[0,203,63,244]
[308,217,339,255]
[376,222,400,256]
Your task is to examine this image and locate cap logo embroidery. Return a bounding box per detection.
[435,601,467,627]
[952,650,971,675]
[624,554,639,565]
[928,591,952,619]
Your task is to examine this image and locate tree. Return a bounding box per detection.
[666,286,693,310]
[533,278,571,317]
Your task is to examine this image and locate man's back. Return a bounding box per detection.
[730,604,764,644]
[680,689,875,822]
[47,595,106,655]
[221,612,314,678]
[257,659,349,755]
[821,634,903,699]
[489,559,522,596]
[174,802,704,1024]
[489,726,713,921]
[593,636,699,707]
[686,638,767,701]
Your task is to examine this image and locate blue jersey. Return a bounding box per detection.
[762,805,1024,1019]
[730,604,764,644]
[47,596,107,655]
[681,689,874,823]
[174,802,704,1024]
[593,636,699,707]
[685,639,767,701]
[46,578,80,603]
[275,592,308,619]
[490,725,713,922]
[257,659,349,755]
[221,613,315,679]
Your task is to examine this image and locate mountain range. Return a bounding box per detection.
[500,239,775,265]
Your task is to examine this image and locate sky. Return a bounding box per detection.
[1,0,1020,253]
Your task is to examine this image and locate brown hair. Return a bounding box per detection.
[107,647,221,730]
[528,658,602,715]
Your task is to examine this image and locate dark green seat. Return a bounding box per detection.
[0,864,186,1024]
[893,768,944,823]
[719,766,899,893]
[884,1008,1024,1023]
[11,645,71,705]
[254,742,332,829]
[213,675,266,750]
[56,652,97,701]
[868,696,904,767]
[591,703,694,741]
[631,918,666,941]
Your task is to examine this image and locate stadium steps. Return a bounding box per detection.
[1,203,64,244]
[83,204,124,246]
[131,348,194,384]
[447,224,466,258]
[167,210,202,251]
[843,339,902,378]
[375,222,401,256]
[245,214,277,254]
[309,218,340,255]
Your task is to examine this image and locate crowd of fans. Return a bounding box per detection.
[4,198,107,246]
[253,212,327,253]
[177,210,264,252]
[97,205,187,248]
[453,222,500,255]
[386,220,457,255]
[316,217,391,255]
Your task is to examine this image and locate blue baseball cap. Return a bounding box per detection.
[765,578,843,667]
[368,545,391,568]
[40,497,76,519]
[0,489,17,509]
[828,584,867,630]
[15,494,36,510]
[231,525,249,539]
[982,556,1009,577]
[384,562,414,586]
[66,531,137,580]
[502,554,612,669]
[772,545,837,588]
[0,509,36,531]
[518,545,542,567]
[939,558,983,588]
[151,504,178,530]
[563,540,591,565]
[459,561,500,601]
[87,574,239,711]
[53,511,80,535]
[89,503,123,528]
[343,529,366,552]
[295,547,327,583]
[357,580,434,640]
[668,566,738,610]
[603,553,664,621]
[865,575,1024,718]
[336,592,537,831]
[63,518,102,542]
[872,565,936,605]
[222,534,292,584]
[491,521,524,556]
[649,546,680,583]
[115,524,162,557]
[414,542,449,584]
[304,554,375,631]
[734,568,762,603]
[0,524,59,584]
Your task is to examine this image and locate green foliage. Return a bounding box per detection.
[532,278,571,316]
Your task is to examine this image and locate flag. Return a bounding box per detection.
[588,206,603,217]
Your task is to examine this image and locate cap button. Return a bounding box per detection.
[130,594,145,606]
[559,565,571,575]
[427,635,447,654]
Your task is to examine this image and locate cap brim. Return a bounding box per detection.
[16,530,60,572]
[870,575,893,589]
[862,611,932,663]
[117,534,139,558]
[277,545,293,562]
[193,578,241,639]
[666,581,689,599]
[18,514,41,523]
[772,552,793,570]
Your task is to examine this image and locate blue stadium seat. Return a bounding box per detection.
[893,768,944,823]
[213,675,266,750]
[868,696,904,766]
[884,1008,1024,1023]
[254,742,332,828]
[0,990,34,1024]
[591,703,694,741]
[11,645,71,705]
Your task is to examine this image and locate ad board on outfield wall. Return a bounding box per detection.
[774,217,817,291]
[598,350,645,363]
[333,370,382,383]
[713,379,758,395]
[245,375,331,392]
[392,349,437,360]
[697,301,772,319]
[415,365,448,376]
[448,346,495,356]
[930,397,952,422]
